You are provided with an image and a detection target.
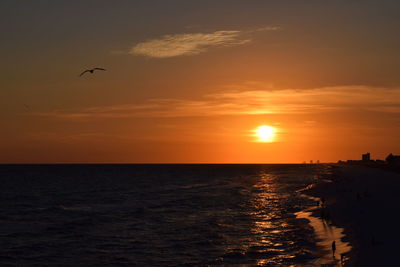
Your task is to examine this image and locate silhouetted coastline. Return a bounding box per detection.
[338,152,400,174]
[303,163,400,266]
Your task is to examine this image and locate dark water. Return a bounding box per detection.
[0,164,331,266]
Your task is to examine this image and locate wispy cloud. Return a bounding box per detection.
[130,31,248,58]
[33,85,400,120]
[129,26,280,58]
[253,26,282,32]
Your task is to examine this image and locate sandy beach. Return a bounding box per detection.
[303,164,400,266]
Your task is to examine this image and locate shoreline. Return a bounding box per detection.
[302,164,400,266]
[295,192,351,266]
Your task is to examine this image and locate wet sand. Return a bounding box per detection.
[296,194,351,266]
[302,164,400,266]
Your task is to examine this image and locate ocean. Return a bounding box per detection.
[0,164,332,266]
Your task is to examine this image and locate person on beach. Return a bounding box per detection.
[332,241,336,258]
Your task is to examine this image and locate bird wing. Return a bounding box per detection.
[94,68,106,71]
[79,70,90,76]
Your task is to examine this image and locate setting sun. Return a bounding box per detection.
[253,125,277,143]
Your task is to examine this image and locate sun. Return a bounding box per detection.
[253,125,277,143]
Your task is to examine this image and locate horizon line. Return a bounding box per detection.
[0,162,334,165]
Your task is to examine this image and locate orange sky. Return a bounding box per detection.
[1,1,400,163]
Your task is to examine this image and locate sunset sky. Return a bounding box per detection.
[2,0,400,163]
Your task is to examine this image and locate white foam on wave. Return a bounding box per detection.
[296,194,351,266]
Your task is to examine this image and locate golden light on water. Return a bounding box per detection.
[253,125,277,143]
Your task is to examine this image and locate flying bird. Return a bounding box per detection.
[79,68,106,77]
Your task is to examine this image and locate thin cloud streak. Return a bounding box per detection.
[129,26,280,58]
[130,31,249,58]
[33,86,400,120]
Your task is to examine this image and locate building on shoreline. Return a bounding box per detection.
[386,153,400,165]
[361,153,370,161]
[338,153,400,169]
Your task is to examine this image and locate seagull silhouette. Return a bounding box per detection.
[79,68,106,77]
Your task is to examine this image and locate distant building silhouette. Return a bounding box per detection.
[386,153,400,165]
[338,152,400,167]
[362,152,370,161]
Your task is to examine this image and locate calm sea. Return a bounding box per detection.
[0,164,332,266]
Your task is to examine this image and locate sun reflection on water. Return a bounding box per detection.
[248,171,294,265]
[219,167,321,266]
[229,169,318,266]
